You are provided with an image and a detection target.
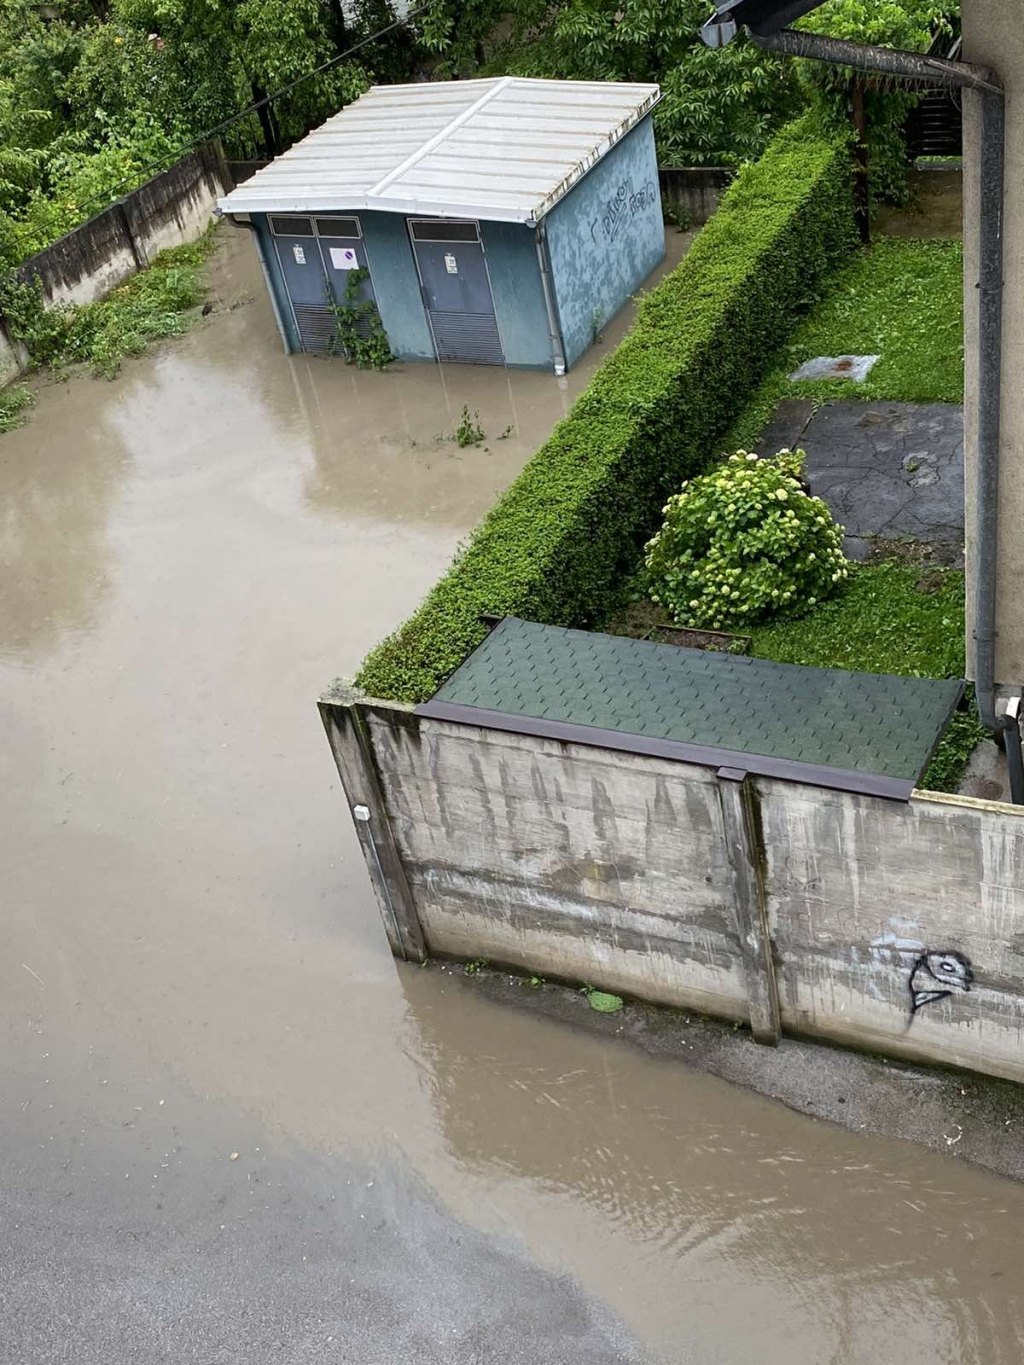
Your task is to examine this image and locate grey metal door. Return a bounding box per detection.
[270,215,376,354]
[409,220,504,365]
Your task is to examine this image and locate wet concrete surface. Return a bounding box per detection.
[4,228,1024,1364]
[758,399,965,561]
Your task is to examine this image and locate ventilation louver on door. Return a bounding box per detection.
[428,312,505,366]
[292,304,378,356]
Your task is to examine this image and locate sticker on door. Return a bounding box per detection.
[330,247,359,270]
[445,253,458,274]
[292,245,306,264]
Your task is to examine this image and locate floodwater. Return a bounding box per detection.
[2,228,1023,1364]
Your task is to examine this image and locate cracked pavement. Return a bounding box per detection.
[757,400,965,561]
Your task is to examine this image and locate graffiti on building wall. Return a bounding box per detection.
[591,179,659,246]
[908,950,973,1016]
[869,927,974,1022]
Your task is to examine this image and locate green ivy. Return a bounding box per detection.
[326,267,393,370]
[645,449,848,628]
[356,115,855,704]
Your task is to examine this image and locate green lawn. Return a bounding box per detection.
[724,237,964,453]
[694,235,979,792]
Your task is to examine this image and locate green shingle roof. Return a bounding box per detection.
[421,617,963,795]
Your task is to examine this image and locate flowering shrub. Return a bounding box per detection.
[644,449,848,628]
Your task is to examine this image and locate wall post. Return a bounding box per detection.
[716,767,781,1045]
[319,697,427,963]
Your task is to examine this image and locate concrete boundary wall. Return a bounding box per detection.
[0,142,230,386]
[657,167,732,227]
[321,685,1024,1085]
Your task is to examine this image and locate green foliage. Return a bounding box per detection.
[722,236,963,455]
[357,116,855,703]
[454,406,485,447]
[0,117,183,268]
[586,989,624,1013]
[1,232,214,380]
[494,0,800,166]
[749,561,965,677]
[645,449,848,628]
[748,561,982,791]
[0,381,33,432]
[796,0,956,206]
[0,0,416,269]
[327,267,393,369]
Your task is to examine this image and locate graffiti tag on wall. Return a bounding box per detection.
[869,928,973,1022]
[591,179,659,245]
[908,950,973,1016]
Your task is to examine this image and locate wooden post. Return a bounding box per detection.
[717,767,781,1045]
[319,697,427,963]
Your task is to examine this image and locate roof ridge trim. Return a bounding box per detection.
[366,76,513,200]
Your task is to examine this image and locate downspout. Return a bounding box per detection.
[732,29,1022,801]
[225,211,292,355]
[534,220,567,377]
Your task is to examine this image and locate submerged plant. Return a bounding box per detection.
[454,405,485,447]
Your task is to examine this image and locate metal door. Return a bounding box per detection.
[270,215,376,355]
[408,219,504,365]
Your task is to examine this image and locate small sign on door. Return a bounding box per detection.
[330,247,359,270]
[292,244,306,265]
[444,253,458,274]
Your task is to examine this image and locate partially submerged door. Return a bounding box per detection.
[270,214,376,355]
[408,219,504,365]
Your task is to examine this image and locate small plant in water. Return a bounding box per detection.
[580,983,624,1013]
[454,405,485,447]
[463,958,488,976]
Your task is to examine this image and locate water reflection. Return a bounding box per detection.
[0,387,128,658]
[400,966,1024,1364]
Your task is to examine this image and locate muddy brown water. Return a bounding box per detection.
[2,229,1023,1364]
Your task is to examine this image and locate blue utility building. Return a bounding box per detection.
[219,77,664,373]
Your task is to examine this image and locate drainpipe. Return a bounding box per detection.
[534,221,567,376]
[713,27,1021,801]
[225,211,292,354]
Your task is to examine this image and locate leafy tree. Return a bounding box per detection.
[796,0,957,205]
[495,0,801,166]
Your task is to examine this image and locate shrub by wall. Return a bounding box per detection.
[357,114,855,704]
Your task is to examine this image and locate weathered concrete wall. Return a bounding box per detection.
[546,117,665,369]
[322,687,1024,1084]
[0,320,27,386]
[963,4,1023,686]
[2,143,229,382]
[762,780,1024,1083]
[364,706,749,1019]
[657,167,732,227]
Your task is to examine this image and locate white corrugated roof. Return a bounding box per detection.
[218,77,660,225]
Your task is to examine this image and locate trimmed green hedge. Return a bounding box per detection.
[357,115,855,703]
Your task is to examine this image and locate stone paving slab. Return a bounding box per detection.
[756,400,964,562]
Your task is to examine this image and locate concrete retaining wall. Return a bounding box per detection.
[657,167,732,227]
[1,142,229,384]
[321,686,1024,1084]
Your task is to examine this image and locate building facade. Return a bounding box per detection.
[220,78,665,373]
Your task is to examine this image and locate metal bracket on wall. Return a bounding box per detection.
[717,766,781,1045]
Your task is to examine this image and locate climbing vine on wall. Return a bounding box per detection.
[327,268,393,370]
